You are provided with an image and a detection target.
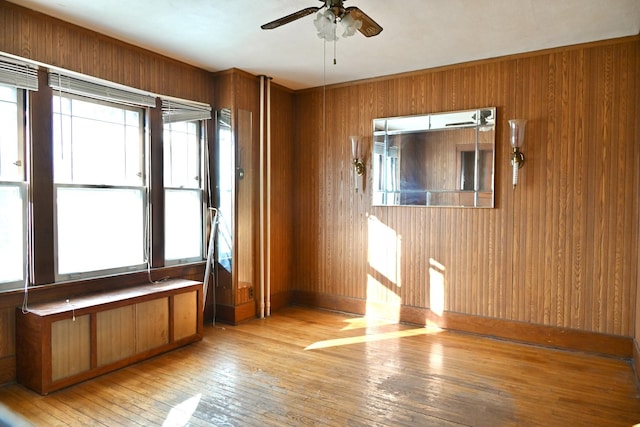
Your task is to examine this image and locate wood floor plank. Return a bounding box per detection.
[0,306,638,426]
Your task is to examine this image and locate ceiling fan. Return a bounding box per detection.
[261,0,383,38]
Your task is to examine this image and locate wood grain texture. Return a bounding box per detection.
[51,315,90,381]
[236,108,254,292]
[29,69,55,285]
[211,69,261,312]
[149,98,165,267]
[0,308,14,358]
[1,0,639,388]
[96,306,136,367]
[0,356,14,385]
[211,71,294,318]
[0,1,211,102]
[16,280,203,394]
[1,307,639,426]
[135,298,169,353]
[268,84,295,308]
[293,37,640,338]
[294,290,633,358]
[173,291,197,341]
[0,1,213,384]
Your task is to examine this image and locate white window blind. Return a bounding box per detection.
[162,98,212,123]
[0,55,38,91]
[49,71,156,107]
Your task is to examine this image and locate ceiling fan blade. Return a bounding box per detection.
[261,7,322,30]
[345,7,383,37]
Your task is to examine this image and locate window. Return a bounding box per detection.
[49,71,156,280]
[161,98,211,264]
[216,110,233,271]
[0,55,36,291]
[163,120,204,263]
[52,93,148,279]
[0,85,27,290]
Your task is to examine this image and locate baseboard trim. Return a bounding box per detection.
[211,292,292,325]
[292,291,633,359]
[213,301,255,325]
[269,290,293,314]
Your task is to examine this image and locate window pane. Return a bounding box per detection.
[0,184,25,286]
[52,108,72,183]
[0,85,16,102]
[217,125,233,271]
[165,189,202,261]
[53,93,147,279]
[71,98,125,124]
[0,88,20,181]
[163,121,200,189]
[0,84,25,290]
[56,186,145,276]
[71,116,128,183]
[53,95,143,186]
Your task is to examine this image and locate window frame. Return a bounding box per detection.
[162,119,207,266]
[0,85,28,291]
[51,91,150,281]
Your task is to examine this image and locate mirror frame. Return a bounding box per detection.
[372,107,496,208]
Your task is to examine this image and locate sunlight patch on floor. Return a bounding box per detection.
[305,326,442,351]
[340,316,397,331]
[163,393,202,427]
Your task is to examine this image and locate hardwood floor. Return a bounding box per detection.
[1,306,639,426]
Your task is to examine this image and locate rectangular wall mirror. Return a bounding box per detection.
[372,107,496,208]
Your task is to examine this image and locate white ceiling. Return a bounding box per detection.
[8,0,640,90]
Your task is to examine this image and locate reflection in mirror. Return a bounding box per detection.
[372,108,496,207]
[236,109,253,291]
[216,109,233,272]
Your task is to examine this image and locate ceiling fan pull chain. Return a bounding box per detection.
[333,21,337,65]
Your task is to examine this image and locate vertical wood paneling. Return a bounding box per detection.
[294,37,639,337]
[51,316,90,381]
[0,1,211,102]
[96,306,135,367]
[173,291,197,340]
[269,85,295,305]
[0,308,14,358]
[135,298,169,352]
[0,2,214,384]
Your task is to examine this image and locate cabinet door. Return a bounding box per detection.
[136,298,169,352]
[97,305,135,366]
[173,291,197,340]
[51,315,90,381]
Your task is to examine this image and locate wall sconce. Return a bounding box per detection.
[350,136,364,191]
[508,119,527,188]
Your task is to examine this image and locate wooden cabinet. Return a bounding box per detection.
[16,279,202,394]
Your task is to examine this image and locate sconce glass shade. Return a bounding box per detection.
[350,136,364,191]
[350,135,361,159]
[508,119,527,188]
[508,119,527,148]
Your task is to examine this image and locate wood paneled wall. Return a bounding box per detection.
[293,37,640,338]
[211,71,295,316]
[0,1,211,102]
[0,1,213,383]
[269,84,295,309]
[212,69,261,311]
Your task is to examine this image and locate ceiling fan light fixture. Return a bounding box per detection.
[261,1,382,39]
[340,13,362,38]
[314,9,337,41]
